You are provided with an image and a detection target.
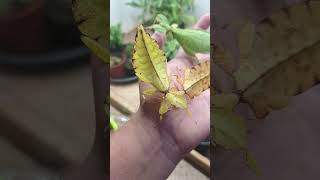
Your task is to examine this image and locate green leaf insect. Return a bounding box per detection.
[153,14,210,57]
[171,27,210,56]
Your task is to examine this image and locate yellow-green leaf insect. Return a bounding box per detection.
[132,25,188,120]
[132,25,170,92]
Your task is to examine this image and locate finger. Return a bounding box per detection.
[193,13,210,30]
[151,32,166,49]
[195,53,210,63]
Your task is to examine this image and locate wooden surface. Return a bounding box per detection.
[110,82,140,115]
[110,82,210,177]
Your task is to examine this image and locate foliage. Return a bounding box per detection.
[126,0,195,27]
[110,23,125,51]
[212,0,320,175]
[125,43,134,56]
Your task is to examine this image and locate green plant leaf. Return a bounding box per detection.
[155,14,170,25]
[110,23,124,50]
[126,1,141,8]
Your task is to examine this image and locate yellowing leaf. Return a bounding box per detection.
[183,61,210,98]
[165,89,188,109]
[132,25,170,92]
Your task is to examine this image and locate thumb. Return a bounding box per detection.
[194,13,210,30]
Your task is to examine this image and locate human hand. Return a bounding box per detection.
[136,14,210,155]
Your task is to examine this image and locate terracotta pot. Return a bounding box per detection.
[110,59,126,79]
[0,0,47,52]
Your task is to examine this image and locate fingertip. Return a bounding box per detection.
[194,13,210,30]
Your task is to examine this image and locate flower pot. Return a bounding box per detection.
[0,0,47,52]
[110,58,126,79]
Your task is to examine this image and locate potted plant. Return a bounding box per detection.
[110,23,127,78]
[0,0,47,52]
[123,43,135,76]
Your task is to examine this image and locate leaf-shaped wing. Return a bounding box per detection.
[215,2,320,91]
[133,25,170,92]
[242,41,320,118]
[236,2,320,91]
[214,1,320,118]
[183,61,210,98]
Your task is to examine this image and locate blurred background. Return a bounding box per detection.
[109,0,210,180]
[0,0,98,179]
